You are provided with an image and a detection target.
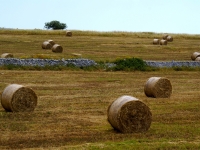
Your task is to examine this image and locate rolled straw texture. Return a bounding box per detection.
[195,57,200,61]
[153,39,160,45]
[162,34,168,40]
[47,40,55,46]
[66,31,72,36]
[144,77,172,98]
[191,52,200,61]
[52,44,63,53]
[1,53,14,58]
[107,95,152,133]
[166,36,173,42]
[160,39,167,45]
[1,84,37,112]
[42,41,52,49]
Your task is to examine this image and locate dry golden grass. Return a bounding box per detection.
[0,30,200,149]
[0,70,200,149]
[0,29,200,61]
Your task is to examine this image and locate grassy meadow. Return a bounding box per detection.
[0,29,200,149]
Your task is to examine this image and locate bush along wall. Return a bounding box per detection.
[111,57,149,71]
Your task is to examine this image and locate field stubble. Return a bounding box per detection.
[1,30,200,61]
[0,70,200,149]
[0,30,200,149]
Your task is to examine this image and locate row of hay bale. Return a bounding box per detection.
[153,34,173,45]
[191,52,200,61]
[0,77,171,134]
[42,39,63,53]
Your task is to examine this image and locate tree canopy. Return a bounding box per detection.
[44,20,67,30]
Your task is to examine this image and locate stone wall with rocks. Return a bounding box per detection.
[0,58,200,68]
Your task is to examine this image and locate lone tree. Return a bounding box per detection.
[44,20,67,30]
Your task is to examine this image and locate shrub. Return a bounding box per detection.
[112,57,148,71]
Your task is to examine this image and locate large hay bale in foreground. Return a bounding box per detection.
[47,40,55,46]
[1,53,14,58]
[144,77,172,98]
[42,41,52,49]
[107,95,152,133]
[153,39,160,45]
[52,44,63,53]
[191,52,200,61]
[160,39,167,45]
[66,31,72,36]
[1,84,37,112]
[166,36,173,42]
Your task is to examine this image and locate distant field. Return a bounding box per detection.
[0,30,200,149]
[0,29,200,62]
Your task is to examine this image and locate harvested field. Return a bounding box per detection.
[0,30,200,61]
[0,30,200,149]
[0,70,199,149]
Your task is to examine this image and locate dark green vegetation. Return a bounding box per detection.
[0,30,200,149]
[112,57,149,71]
[44,20,67,30]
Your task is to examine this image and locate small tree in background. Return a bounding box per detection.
[44,20,67,30]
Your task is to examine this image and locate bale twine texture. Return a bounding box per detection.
[160,39,167,45]
[66,31,72,36]
[153,39,160,45]
[1,84,37,112]
[1,53,14,58]
[52,44,63,53]
[47,40,55,46]
[42,41,52,49]
[191,52,200,61]
[107,95,152,133]
[166,36,173,42]
[144,77,172,98]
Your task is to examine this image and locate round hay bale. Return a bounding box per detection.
[162,34,168,40]
[1,53,14,58]
[66,31,72,37]
[153,39,160,45]
[1,84,37,112]
[52,44,63,53]
[47,40,55,46]
[160,39,167,45]
[166,36,173,42]
[191,52,200,61]
[42,41,52,49]
[144,77,172,98]
[195,57,200,61]
[107,95,152,133]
